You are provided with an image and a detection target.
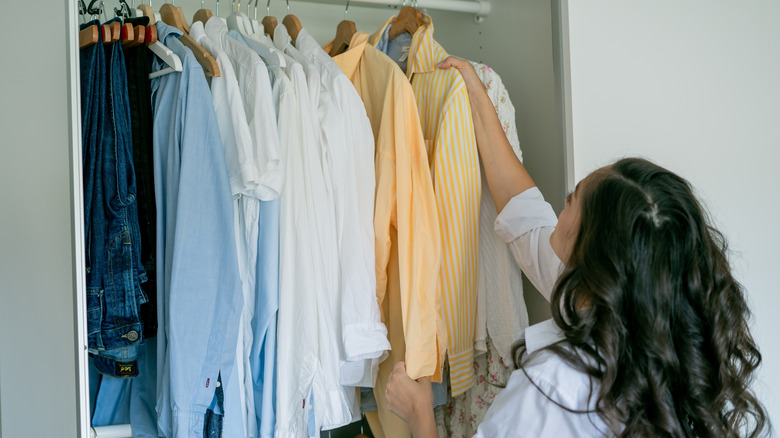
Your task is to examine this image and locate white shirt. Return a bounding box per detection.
[475,187,609,437]
[205,17,283,201]
[294,29,390,387]
[471,61,528,361]
[271,29,355,437]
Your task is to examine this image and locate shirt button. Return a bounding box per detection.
[126,330,139,342]
[216,381,221,388]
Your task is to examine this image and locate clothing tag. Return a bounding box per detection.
[115,361,138,377]
[398,45,411,62]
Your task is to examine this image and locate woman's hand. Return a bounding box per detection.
[386,362,438,437]
[438,55,482,96]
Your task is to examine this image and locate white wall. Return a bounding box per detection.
[566,0,780,427]
[0,0,85,436]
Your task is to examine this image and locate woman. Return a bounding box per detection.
[384,57,768,437]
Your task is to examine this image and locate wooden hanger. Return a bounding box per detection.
[193,8,213,26]
[328,0,355,57]
[260,0,276,37]
[160,3,221,77]
[138,4,156,21]
[145,22,158,44]
[282,14,301,43]
[329,20,356,57]
[79,24,99,50]
[262,16,277,37]
[119,22,135,47]
[123,24,146,48]
[176,6,191,34]
[388,6,422,41]
[103,21,121,44]
[160,4,184,30]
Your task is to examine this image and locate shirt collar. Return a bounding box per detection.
[204,15,228,40]
[328,31,369,79]
[155,20,183,42]
[522,318,566,355]
[371,12,445,78]
[294,28,320,57]
[189,20,207,43]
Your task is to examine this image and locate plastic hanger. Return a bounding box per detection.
[160,2,221,77]
[123,7,181,78]
[193,0,213,26]
[328,1,356,57]
[388,1,422,41]
[147,28,184,79]
[281,0,301,43]
[261,0,277,38]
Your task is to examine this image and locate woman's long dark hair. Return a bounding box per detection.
[513,158,767,437]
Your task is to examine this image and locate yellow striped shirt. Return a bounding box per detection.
[373,14,481,396]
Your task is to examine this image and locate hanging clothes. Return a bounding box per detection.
[80,17,148,379]
[269,23,335,438]
[124,15,159,341]
[325,30,442,438]
[373,12,481,397]
[471,61,527,361]
[200,16,284,438]
[296,28,390,391]
[434,61,526,437]
[150,21,243,438]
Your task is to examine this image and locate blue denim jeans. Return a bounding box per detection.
[81,18,148,378]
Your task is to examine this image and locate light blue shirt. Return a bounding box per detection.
[150,21,243,438]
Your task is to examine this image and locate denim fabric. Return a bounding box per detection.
[150,21,243,437]
[123,16,158,339]
[204,376,225,438]
[81,18,148,378]
[89,338,159,438]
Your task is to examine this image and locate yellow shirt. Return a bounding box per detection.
[372,14,481,397]
[325,32,446,380]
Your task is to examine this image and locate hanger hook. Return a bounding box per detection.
[286,0,289,15]
[344,0,349,20]
[266,0,270,16]
[216,0,220,16]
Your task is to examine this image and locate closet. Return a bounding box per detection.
[0,0,569,436]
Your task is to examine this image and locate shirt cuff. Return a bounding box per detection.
[494,187,558,242]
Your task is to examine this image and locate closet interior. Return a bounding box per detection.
[71,0,567,437]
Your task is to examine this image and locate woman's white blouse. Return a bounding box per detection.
[475,187,610,437]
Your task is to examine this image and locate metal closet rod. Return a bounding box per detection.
[300,0,491,16]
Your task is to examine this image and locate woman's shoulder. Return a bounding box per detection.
[473,320,610,437]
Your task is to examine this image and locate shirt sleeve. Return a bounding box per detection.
[373,69,442,381]
[493,187,563,301]
[334,78,391,367]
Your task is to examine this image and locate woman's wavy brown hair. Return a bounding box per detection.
[513,158,768,436]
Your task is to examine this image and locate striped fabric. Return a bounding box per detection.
[373,14,481,396]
